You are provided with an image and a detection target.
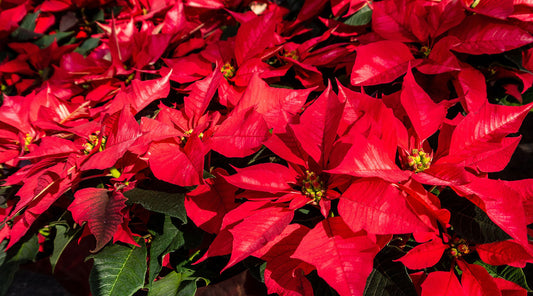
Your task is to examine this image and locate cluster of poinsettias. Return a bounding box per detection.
[1,0,533,295]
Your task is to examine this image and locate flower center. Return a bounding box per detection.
[83,132,106,154]
[179,129,204,145]
[470,0,481,8]
[221,63,236,79]
[283,50,299,61]
[448,238,470,258]
[420,46,431,58]
[24,133,33,152]
[301,170,325,202]
[406,148,431,173]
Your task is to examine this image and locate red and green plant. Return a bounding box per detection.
[1,0,533,295]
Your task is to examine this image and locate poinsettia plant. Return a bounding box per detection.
[1,0,533,295]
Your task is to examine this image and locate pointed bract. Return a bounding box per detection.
[292,217,379,296]
[69,188,128,252]
[401,67,448,141]
[351,41,415,86]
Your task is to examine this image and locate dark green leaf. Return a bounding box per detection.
[203,170,215,179]
[0,236,39,296]
[19,11,39,31]
[74,38,100,56]
[439,189,511,244]
[50,223,82,272]
[474,260,531,291]
[88,239,147,296]
[268,83,296,89]
[11,12,42,41]
[35,32,74,48]
[7,235,39,264]
[343,4,372,26]
[147,214,184,284]
[521,87,533,106]
[364,246,417,296]
[92,9,105,22]
[0,240,16,296]
[307,270,340,296]
[124,188,187,223]
[148,270,203,296]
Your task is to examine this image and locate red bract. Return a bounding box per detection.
[68,187,133,252]
[292,217,379,296]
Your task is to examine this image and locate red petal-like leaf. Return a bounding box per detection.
[226,205,294,270]
[449,102,533,156]
[371,0,419,42]
[291,83,344,166]
[466,0,514,19]
[185,169,238,234]
[20,137,80,160]
[351,41,416,86]
[234,10,281,66]
[453,66,488,113]
[68,188,127,252]
[184,68,222,126]
[223,163,295,193]
[130,71,171,112]
[437,136,521,173]
[476,240,533,268]
[236,74,311,133]
[339,179,429,234]
[328,133,411,183]
[197,202,272,263]
[292,217,379,296]
[396,239,447,270]
[338,84,401,161]
[208,108,269,158]
[455,178,528,245]
[264,132,307,167]
[107,72,171,115]
[255,224,313,296]
[457,261,500,296]
[450,15,533,55]
[421,271,466,296]
[425,0,465,38]
[149,137,206,187]
[493,277,527,296]
[401,67,448,140]
[413,163,472,186]
[0,3,27,34]
[82,108,142,170]
[399,179,451,230]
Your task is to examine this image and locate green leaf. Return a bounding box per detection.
[306,270,340,296]
[148,270,206,296]
[50,223,82,272]
[0,240,17,296]
[88,238,147,296]
[91,9,105,22]
[439,189,511,244]
[35,32,74,48]
[364,246,417,296]
[474,260,531,291]
[124,188,187,223]
[147,214,184,284]
[74,38,100,56]
[343,4,372,26]
[7,235,40,264]
[11,12,42,41]
[0,236,39,296]
[203,170,215,179]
